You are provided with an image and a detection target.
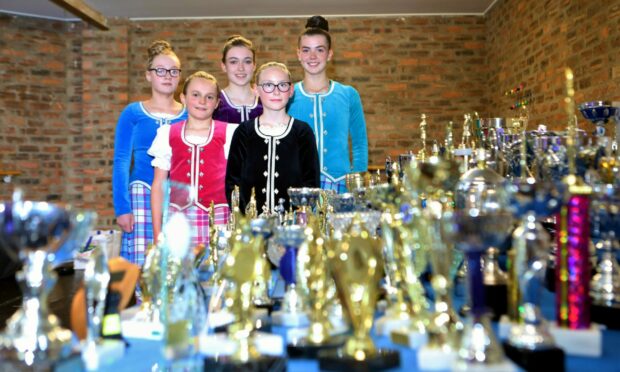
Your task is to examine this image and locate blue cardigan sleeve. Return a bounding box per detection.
[112,105,135,216]
[348,87,369,173]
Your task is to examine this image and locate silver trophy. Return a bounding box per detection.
[0,190,95,367]
[288,187,322,225]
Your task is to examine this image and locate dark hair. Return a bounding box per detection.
[298,15,332,49]
[182,71,220,95]
[221,35,256,63]
[147,40,177,69]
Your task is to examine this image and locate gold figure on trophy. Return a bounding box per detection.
[245,187,258,218]
[418,113,428,162]
[318,215,400,370]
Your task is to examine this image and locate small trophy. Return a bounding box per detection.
[318,215,400,371]
[249,217,276,313]
[418,113,428,161]
[202,224,286,370]
[0,190,95,368]
[272,225,310,327]
[287,216,347,358]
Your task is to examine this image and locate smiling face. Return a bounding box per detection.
[297,34,333,76]
[221,46,255,87]
[180,77,219,121]
[256,66,293,112]
[146,53,181,95]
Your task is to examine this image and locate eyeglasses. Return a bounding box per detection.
[149,67,182,77]
[258,81,292,93]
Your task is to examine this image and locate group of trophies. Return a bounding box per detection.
[1,67,619,371]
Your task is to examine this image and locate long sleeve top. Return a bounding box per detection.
[112,102,187,216]
[287,81,369,182]
[225,117,320,214]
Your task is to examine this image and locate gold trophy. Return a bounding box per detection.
[418,113,428,162]
[202,224,286,369]
[318,215,400,370]
[287,215,347,358]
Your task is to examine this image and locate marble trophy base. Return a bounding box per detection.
[81,339,126,370]
[212,309,271,334]
[483,284,508,321]
[452,359,517,372]
[120,307,164,340]
[390,327,428,349]
[374,313,410,337]
[503,341,565,372]
[318,348,400,372]
[271,310,309,327]
[0,348,84,372]
[548,323,602,357]
[287,334,348,359]
[417,346,457,371]
[203,354,287,372]
[591,303,620,330]
[199,331,284,357]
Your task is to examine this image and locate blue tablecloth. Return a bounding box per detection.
[101,289,620,372]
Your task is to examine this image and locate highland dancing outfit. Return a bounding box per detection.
[113,102,187,266]
[213,90,263,124]
[148,120,237,248]
[287,81,369,193]
[225,117,320,214]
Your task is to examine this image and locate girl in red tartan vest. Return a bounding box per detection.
[149,71,238,247]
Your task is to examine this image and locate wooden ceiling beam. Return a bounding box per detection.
[49,0,109,30]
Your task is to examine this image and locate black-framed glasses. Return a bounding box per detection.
[149,67,182,77]
[258,81,292,93]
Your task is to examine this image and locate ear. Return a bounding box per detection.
[180,93,187,106]
[296,48,302,62]
[327,49,334,62]
[220,61,227,73]
[145,70,152,83]
[287,85,294,99]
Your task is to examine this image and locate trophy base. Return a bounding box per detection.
[503,341,565,372]
[318,348,400,371]
[271,310,309,327]
[548,322,602,357]
[287,334,348,359]
[417,345,457,370]
[390,328,428,349]
[591,303,620,330]
[199,332,284,357]
[483,284,507,321]
[287,323,349,342]
[203,354,287,372]
[497,315,513,340]
[81,339,126,370]
[0,348,83,372]
[213,308,271,334]
[452,359,517,372]
[374,314,410,337]
[120,307,164,340]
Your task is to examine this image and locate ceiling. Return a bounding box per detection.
[0,0,497,20]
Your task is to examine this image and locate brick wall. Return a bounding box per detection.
[486,0,620,130]
[2,1,619,228]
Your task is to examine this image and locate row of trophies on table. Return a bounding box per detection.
[0,73,619,371]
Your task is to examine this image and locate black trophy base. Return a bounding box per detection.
[318,348,400,372]
[203,354,287,372]
[484,284,508,321]
[287,334,348,359]
[503,341,565,372]
[591,303,620,330]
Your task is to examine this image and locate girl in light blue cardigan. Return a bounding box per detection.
[288,15,369,193]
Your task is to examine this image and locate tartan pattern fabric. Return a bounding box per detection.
[320,175,348,194]
[170,204,230,248]
[120,182,152,266]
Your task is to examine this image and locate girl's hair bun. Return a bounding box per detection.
[305,15,329,32]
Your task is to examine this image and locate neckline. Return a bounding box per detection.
[139,101,186,120]
[255,117,294,139]
[221,89,259,109]
[298,80,335,97]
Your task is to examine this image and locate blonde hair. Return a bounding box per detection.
[222,35,256,63]
[182,71,220,95]
[146,40,177,69]
[255,62,292,83]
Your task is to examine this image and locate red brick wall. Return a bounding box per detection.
[2,1,619,228]
[485,0,620,130]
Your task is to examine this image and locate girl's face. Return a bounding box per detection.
[221,46,255,87]
[146,53,181,95]
[181,78,219,121]
[297,34,333,76]
[256,67,293,112]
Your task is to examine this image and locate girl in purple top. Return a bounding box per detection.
[213,35,263,124]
